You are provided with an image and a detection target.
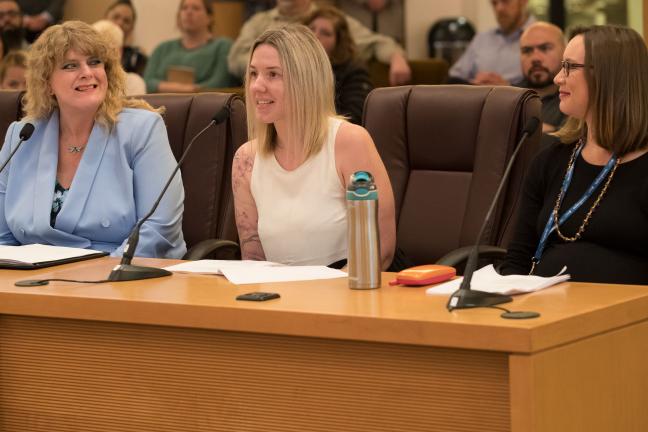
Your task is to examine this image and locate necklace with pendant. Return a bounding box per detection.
[68,145,85,153]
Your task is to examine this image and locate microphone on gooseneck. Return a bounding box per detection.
[447,116,540,313]
[0,123,36,174]
[108,105,232,282]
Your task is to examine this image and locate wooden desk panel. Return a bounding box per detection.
[0,257,647,431]
[510,319,648,431]
[1,315,509,432]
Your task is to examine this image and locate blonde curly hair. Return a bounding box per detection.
[23,20,154,128]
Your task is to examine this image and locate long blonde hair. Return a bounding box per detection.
[554,25,648,155]
[245,24,336,159]
[23,20,154,128]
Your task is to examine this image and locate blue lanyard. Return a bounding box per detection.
[532,144,617,268]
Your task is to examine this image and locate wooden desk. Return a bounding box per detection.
[0,258,647,432]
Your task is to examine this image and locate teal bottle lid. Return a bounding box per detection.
[347,171,378,200]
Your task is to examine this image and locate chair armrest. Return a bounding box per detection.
[183,239,241,261]
[436,245,507,268]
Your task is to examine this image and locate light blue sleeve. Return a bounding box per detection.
[0,122,21,245]
[112,113,186,258]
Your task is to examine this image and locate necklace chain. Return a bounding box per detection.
[551,143,620,242]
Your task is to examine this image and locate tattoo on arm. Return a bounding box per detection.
[232,146,266,261]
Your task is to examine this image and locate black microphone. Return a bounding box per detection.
[108,105,232,282]
[447,116,540,311]
[0,123,35,174]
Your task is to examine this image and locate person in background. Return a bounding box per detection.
[0,21,186,258]
[0,0,28,52]
[500,25,648,284]
[243,0,273,19]
[18,0,64,43]
[228,0,410,86]
[92,19,145,95]
[518,21,566,133]
[336,0,403,44]
[105,0,146,76]
[305,6,372,125]
[143,0,237,93]
[232,24,395,268]
[449,0,534,85]
[0,48,26,89]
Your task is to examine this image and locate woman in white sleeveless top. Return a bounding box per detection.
[232,24,395,268]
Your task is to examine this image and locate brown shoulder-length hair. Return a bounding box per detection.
[554,25,648,156]
[23,20,155,128]
[303,5,357,65]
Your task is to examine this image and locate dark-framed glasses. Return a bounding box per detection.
[560,60,587,77]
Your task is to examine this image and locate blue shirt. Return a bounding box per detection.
[449,16,536,84]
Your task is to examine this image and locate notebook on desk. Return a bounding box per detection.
[0,244,108,269]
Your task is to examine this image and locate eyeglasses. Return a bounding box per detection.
[560,60,587,77]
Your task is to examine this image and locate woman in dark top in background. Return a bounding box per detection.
[500,25,648,284]
[305,6,372,125]
[105,0,147,75]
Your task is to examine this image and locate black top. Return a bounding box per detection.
[122,45,148,76]
[332,60,373,125]
[50,181,68,227]
[538,91,564,129]
[500,142,648,284]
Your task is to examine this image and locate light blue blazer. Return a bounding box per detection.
[0,108,186,258]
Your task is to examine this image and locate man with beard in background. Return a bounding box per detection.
[448,0,534,85]
[0,0,28,52]
[517,21,566,133]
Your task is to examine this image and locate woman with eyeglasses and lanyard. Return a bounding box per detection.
[500,25,648,284]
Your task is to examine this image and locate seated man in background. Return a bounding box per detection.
[336,0,404,44]
[448,0,534,85]
[228,0,410,86]
[517,21,565,133]
[0,0,29,52]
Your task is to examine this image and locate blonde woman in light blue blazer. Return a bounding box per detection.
[0,21,186,258]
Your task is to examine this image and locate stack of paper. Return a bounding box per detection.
[0,244,107,269]
[165,260,278,275]
[426,264,570,296]
[164,260,347,284]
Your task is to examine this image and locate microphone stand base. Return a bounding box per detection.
[108,264,172,282]
[447,289,512,311]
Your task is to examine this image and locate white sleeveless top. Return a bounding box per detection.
[251,117,347,266]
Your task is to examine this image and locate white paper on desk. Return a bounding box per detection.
[0,243,102,264]
[221,265,347,285]
[426,265,570,296]
[164,260,280,275]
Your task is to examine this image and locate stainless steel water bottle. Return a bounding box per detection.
[347,171,381,289]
